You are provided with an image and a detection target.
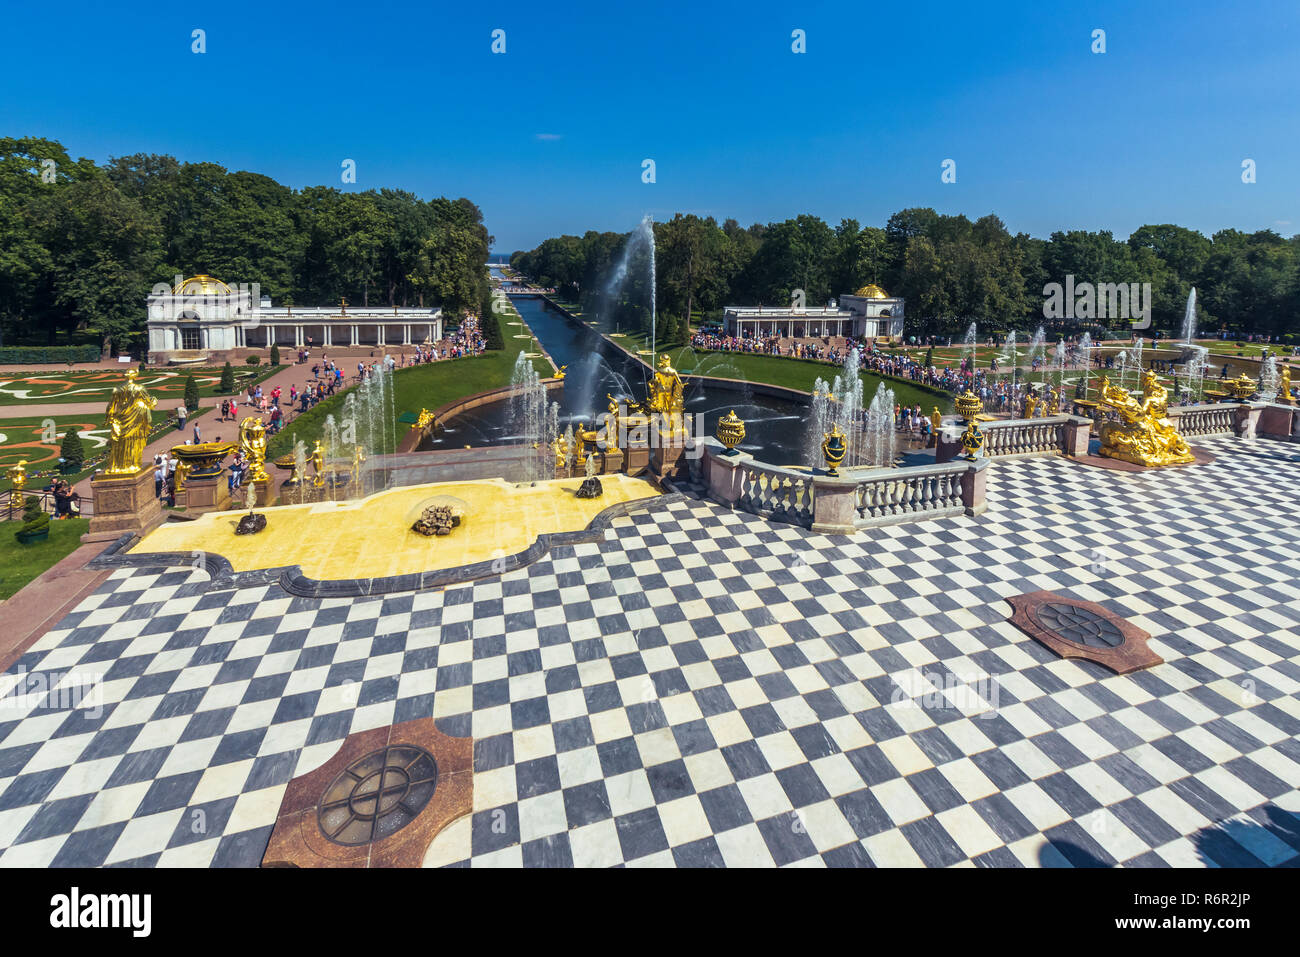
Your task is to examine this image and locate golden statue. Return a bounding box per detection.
[174,459,191,493]
[416,408,436,431]
[104,370,156,475]
[1278,365,1294,405]
[1045,388,1060,415]
[238,417,270,483]
[1096,372,1194,467]
[1023,392,1038,419]
[631,354,686,433]
[931,407,943,435]
[556,365,567,380]
[352,445,366,489]
[603,395,620,451]
[7,460,27,493]
[310,440,326,487]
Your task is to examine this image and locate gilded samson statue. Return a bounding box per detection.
[629,353,686,433]
[104,370,156,475]
[1097,371,1194,467]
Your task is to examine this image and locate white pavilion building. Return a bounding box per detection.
[721,285,904,341]
[146,275,443,363]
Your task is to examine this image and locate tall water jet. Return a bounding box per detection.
[1027,326,1046,391]
[1179,288,1208,402]
[586,215,657,414]
[1127,338,1144,392]
[1077,332,1093,397]
[961,322,977,378]
[865,382,896,468]
[806,378,834,467]
[1181,288,1198,343]
[1001,331,1018,386]
[833,348,866,467]
[1053,338,1067,395]
[510,351,555,480]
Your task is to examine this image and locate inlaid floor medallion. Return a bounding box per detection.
[1006,589,1164,673]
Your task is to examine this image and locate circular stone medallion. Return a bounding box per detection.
[318,745,439,846]
[1036,602,1124,649]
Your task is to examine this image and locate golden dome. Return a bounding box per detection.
[855,284,888,299]
[173,274,232,297]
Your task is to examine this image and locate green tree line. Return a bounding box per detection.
[0,136,493,355]
[512,211,1300,341]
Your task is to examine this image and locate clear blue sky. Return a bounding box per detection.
[2,0,1297,253]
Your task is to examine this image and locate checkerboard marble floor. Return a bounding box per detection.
[2,434,1299,868]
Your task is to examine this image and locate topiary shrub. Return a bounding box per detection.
[246,355,261,366]
[270,343,280,366]
[59,429,85,473]
[15,495,50,544]
[183,374,200,411]
[220,361,235,393]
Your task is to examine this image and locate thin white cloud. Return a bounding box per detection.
[534,133,563,141]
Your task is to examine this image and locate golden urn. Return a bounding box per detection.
[716,410,745,455]
[821,423,847,475]
[172,442,237,475]
[273,453,302,485]
[1228,373,1257,400]
[955,389,983,422]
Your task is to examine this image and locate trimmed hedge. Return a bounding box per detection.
[0,345,101,364]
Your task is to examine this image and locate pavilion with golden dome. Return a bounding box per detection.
[146,274,443,363]
[720,284,904,341]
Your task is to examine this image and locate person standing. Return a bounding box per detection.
[154,459,165,498]
[193,422,202,444]
[177,403,187,432]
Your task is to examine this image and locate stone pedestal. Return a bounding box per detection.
[1257,404,1295,440]
[1061,416,1093,457]
[600,448,625,475]
[84,467,164,542]
[1233,403,1262,439]
[961,459,989,516]
[650,441,686,485]
[811,479,858,535]
[703,445,751,508]
[624,444,650,476]
[183,470,231,516]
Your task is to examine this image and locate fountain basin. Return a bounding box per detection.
[131,474,659,580]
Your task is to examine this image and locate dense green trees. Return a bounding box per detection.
[0,137,492,355]
[514,209,1300,340]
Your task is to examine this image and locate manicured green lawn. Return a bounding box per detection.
[0,517,89,600]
